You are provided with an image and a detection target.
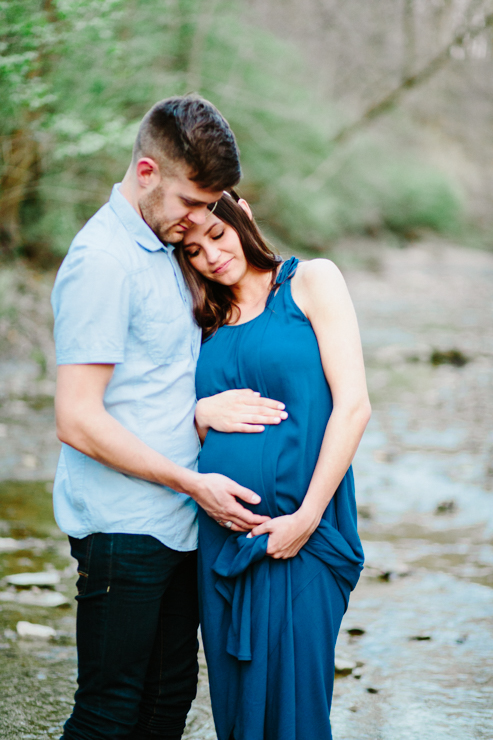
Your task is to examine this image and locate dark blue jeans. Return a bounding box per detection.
[62,533,199,740]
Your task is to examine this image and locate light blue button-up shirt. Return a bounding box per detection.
[51,184,201,551]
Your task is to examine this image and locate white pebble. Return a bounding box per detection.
[16,621,56,639]
[6,571,60,587]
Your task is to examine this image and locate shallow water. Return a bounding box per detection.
[1,239,492,739]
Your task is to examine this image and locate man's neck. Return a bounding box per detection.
[119,169,143,217]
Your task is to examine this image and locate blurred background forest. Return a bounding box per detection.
[3,0,493,264]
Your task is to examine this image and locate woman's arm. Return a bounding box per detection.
[248,259,371,558]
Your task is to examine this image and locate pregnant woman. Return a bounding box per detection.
[176,191,370,740]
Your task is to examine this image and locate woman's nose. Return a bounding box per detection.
[204,244,221,264]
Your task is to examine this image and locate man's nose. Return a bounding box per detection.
[187,207,209,226]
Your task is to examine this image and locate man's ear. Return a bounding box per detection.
[238,198,253,220]
[135,157,160,188]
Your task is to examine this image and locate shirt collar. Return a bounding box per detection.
[109,183,169,253]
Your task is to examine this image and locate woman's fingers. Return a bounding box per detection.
[235,424,266,433]
[224,411,288,432]
[233,391,287,416]
[196,389,287,434]
[247,521,273,538]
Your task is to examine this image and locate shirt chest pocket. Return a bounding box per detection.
[139,262,193,366]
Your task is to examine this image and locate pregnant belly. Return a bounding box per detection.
[199,428,277,518]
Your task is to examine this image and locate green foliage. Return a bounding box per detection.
[379,162,463,235]
[0,0,465,259]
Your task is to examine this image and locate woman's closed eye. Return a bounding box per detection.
[185,247,201,259]
[211,230,224,241]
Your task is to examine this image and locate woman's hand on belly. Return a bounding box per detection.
[247,509,320,559]
[195,389,287,442]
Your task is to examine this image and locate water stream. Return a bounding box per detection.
[0,238,492,739]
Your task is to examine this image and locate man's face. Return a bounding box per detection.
[138,166,224,244]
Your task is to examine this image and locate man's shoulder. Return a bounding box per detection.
[68,201,135,269]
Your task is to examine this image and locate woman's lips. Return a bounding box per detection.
[213,258,233,274]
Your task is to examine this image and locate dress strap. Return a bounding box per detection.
[266,256,299,308]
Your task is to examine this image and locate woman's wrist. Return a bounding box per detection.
[294,503,322,535]
[194,398,210,432]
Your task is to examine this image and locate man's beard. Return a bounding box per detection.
[139,184,181,244]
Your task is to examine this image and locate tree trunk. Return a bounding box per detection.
[0,128,38,255]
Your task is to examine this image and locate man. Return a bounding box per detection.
[52,95,286,740]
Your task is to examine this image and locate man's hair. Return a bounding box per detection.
[132,95,241,191]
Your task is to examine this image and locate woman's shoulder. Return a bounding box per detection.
[291,258,350,319]
[294,257,345,290]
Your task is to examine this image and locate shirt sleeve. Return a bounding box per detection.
[52,247,131,365]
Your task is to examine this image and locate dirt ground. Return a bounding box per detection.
[0,236,492,739]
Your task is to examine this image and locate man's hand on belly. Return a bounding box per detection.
[56,365,270,532]
[185,470,270,532]
[195,389,288,442]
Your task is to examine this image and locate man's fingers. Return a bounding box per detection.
[232,484,262,505]
[223,513,269,530]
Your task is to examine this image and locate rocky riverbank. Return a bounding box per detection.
[0,236,492,739]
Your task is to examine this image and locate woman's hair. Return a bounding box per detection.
[176,191,280,340]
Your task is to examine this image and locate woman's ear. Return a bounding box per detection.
[238,199,253,220]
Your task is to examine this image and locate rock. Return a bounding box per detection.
[347,627,366,637]
[435,500,457,514]
[409,634,432,641]
[6,571,60,587]
[16,621,56,639]
[0,590,68,607]
[334,657,357,676]
[430,349,469,367]
[367,687,379,694]
[357,505,372,520]
[373,447,398,463]
[363,563,412,581]
[0,537,22,553]
[21,453,38,470]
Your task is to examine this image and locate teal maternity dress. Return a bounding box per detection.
[195,257,364,740]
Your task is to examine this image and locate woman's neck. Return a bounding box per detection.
[228,267,276,325]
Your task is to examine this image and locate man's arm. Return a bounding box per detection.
[55,364,269,531]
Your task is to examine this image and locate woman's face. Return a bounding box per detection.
[182,211,249,286]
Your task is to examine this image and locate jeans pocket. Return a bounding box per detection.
[75,569,89,596]
[70,534,94,598]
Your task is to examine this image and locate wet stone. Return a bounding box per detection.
[17,622,56,640]
[435,499,457,515]
[430,349,469,367]
[334,657,357,676]
[6,571,61,588]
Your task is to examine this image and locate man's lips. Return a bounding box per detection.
[213,258,233,274]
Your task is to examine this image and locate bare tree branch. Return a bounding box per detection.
[303,10,493,187]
